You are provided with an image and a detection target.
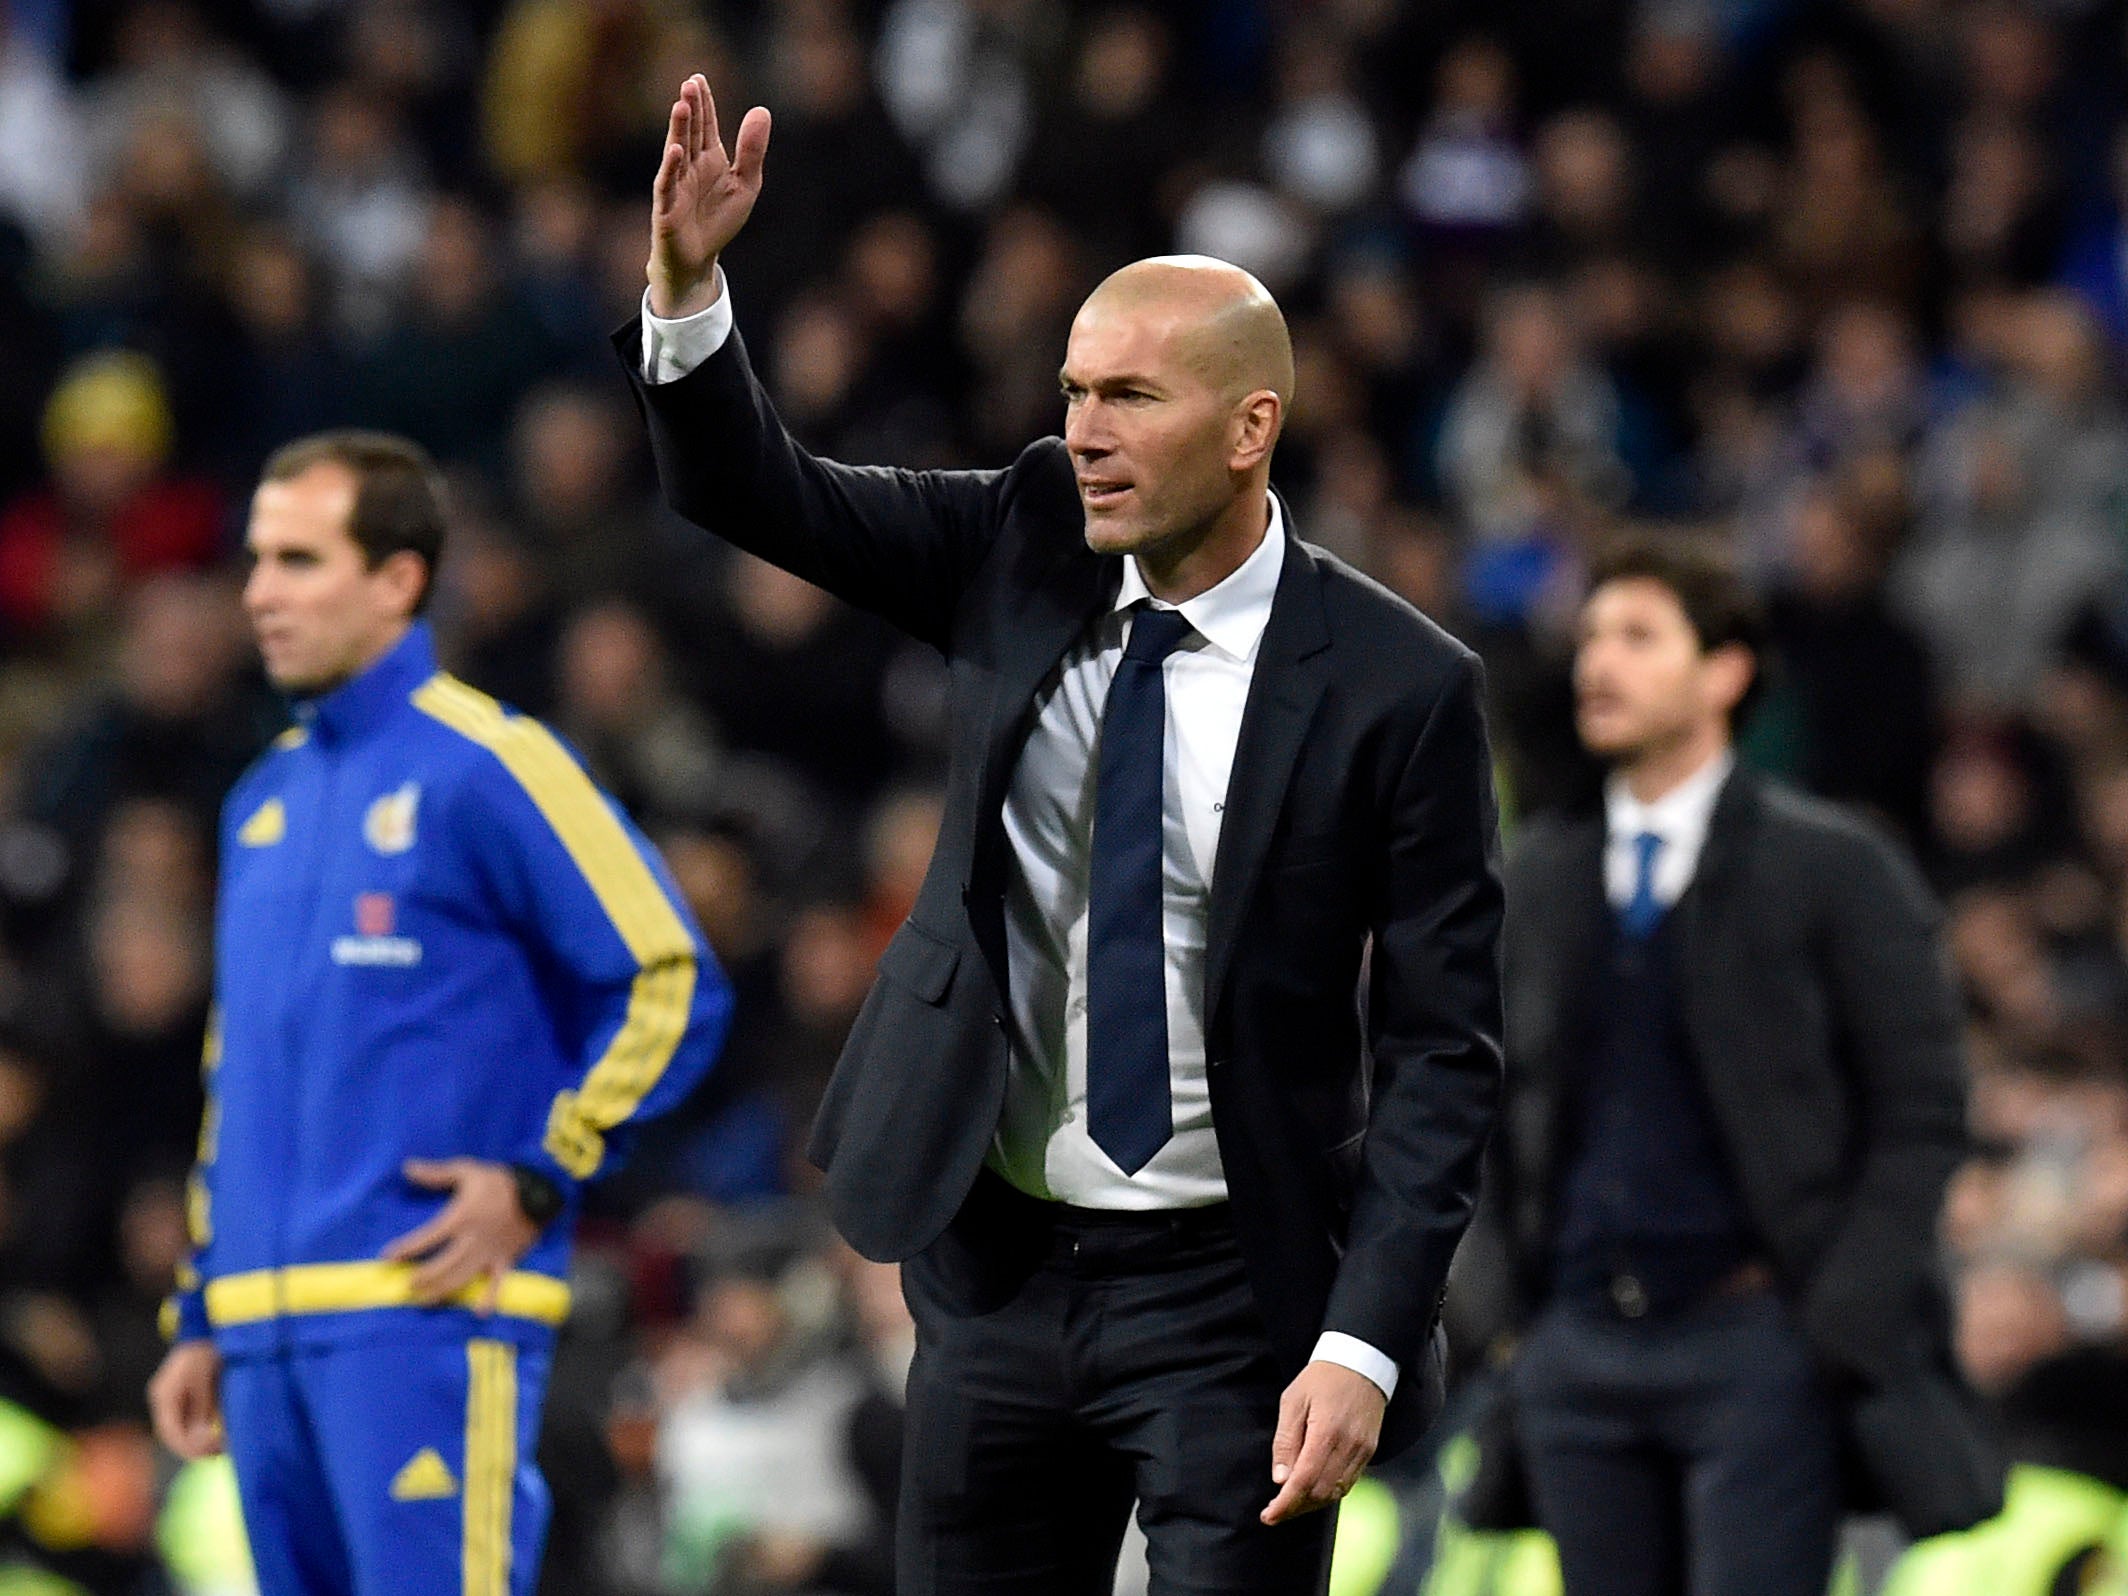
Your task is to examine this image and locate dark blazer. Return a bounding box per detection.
[1498,769,2004,1535]
[617,322,1505,1457]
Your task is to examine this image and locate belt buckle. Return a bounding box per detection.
[1609,1273,1648,1319]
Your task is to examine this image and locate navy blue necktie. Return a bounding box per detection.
[1087,605,1194,1174]
[1619,830,1666,939]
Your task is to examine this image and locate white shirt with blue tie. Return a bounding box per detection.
[1603,749,1736,912]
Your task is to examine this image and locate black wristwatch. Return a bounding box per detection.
[508,1163,565,1228]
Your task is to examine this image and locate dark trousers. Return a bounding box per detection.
[897,1172,1338,1596]
[1509,1289,1841,1596]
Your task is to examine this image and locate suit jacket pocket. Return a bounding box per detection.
[877,919,961,1006]
[1274,830,1345,874]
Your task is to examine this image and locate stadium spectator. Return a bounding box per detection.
[0,355,224,653]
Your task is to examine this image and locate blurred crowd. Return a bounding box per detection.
[2,0,2128,1590]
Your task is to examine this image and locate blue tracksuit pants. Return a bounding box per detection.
[220,1337,552,1596]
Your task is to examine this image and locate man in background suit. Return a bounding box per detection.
[1497,538,2001,1595]
[617,77,1505,1596]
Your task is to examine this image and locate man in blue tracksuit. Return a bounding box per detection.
[147,430,733,1596]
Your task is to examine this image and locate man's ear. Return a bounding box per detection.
[1231,390,1282,471]
[1705,641,1756,719]
[377,549,430,618]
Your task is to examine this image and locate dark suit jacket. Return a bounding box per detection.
[617,322,1505,1457]
[1498,769,2003,1535]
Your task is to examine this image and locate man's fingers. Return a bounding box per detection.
[1263,1419,1339,1524]
[1270,1385,1307,1480]
[1261,1467,1334,1525]
[653,140,684,215]
[1260,1466,1345,1525]
[695,74,719,168]
[401,1158,462,1189]
[1260,1477,1306,1525]
[180,1392,225,1458]
[1321,1451,1360,1500]
[731,106,772,188]
[476,1271,503,1317]
[1317,1426,1368,1495]
[162,1411,213,1460]
[152,1367,224,1460]
[380,1210,454,1261]
[1288,1421,1337,1496]
[664,93,688,169]
[407,1239,480,1302]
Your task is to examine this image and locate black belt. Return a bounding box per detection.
[970,1169,1236,1272]
[1598,1257,1777,1320]
[1044,1199,1235,1238]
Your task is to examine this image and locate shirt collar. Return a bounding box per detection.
[295,622,438,744]
[1113,497,1287,663]
[1606,747,1735,844]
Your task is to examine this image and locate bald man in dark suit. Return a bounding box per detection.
[617,77,1505,1596]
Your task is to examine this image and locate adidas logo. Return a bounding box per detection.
[388,1448,458,1501]
[238,798,286,848]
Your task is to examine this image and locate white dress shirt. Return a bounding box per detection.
[1603,749,1735,910]
[642,282,1399,1398]
[992,509,1283,1211]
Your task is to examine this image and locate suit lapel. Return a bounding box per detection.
[967,532,1120,993]
[976,535,1119,818]
[1671,764,1760,987]
[1204,535,1332,1021]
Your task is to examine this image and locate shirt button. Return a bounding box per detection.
[1068,996,1088,1020]
[1061,1109,1076,1124]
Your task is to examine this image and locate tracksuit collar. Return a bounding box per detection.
[295,622,437,744]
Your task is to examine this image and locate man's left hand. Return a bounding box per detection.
[381,1159,540,1312]
[1261,1360,1386,1525]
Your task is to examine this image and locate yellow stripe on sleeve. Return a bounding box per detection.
[411,675,697,1179]
[188,1008,222,1248]
[463,1339,516,1596]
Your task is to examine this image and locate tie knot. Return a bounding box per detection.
[1123,606,1194,664]
[1633,831,1663,871]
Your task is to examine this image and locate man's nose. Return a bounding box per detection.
[1065,401,1107,456]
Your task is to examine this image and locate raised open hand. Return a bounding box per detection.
[648,74,772,319]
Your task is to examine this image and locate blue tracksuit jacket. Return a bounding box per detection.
[169,623,732,1356]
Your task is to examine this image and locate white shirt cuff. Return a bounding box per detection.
[640,271,734,384]
[1310,1332,1399,1401]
